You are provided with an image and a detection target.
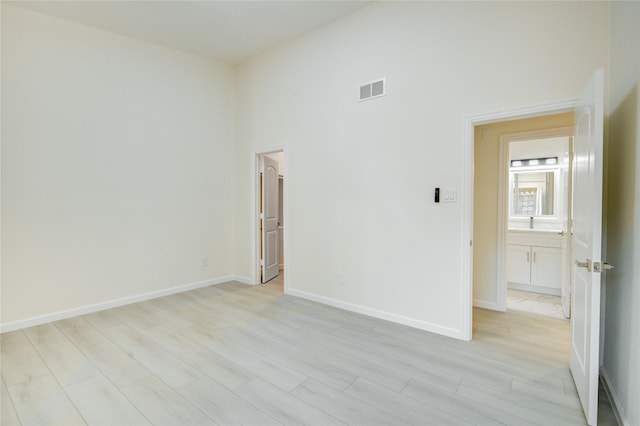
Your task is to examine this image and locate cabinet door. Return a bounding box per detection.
[507,245,531,285]
[531,246,563,289]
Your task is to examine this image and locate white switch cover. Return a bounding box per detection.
[442,188,457,202]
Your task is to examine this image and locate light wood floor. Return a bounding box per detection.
[1,279,617,425]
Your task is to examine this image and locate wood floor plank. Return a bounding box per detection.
[344,377,473,426]
[100,324,203,388]
[511,378,585,415]
[235,377,346,426]
[7,374,86,425]
[138,325,255,390]
[23,323,101,387]
[108,304,157,330]
[0,330,50,387]
[65,375,150,425]
[290,378,409,426]
[1,377,21,426]
[121,376,214,425]
[80,309,121,330]
[220,325,359,391]
[456,378,585,426]
[401,378,525,426]
[57,320,152,388]
[245,321,411,392]
[290,325,463,394]
[180,324,306,392]
[177,376,278,426]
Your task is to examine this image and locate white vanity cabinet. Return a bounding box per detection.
[507,231,565,295]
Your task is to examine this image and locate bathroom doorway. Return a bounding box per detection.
[472,112,574,320]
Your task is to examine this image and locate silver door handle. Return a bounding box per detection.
[593,262,615,273]
[576,259,592,272]
[557,231,566,236]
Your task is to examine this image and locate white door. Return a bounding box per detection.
[261,156,280,283]
[570,69,604,426]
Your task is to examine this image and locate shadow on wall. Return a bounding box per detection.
[606,83,637,278]
[604,82,638,397]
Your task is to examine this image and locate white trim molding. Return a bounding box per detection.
[600,367,631,426]
[0,276,237,333]
[461,98,577,341]
[288,287,463,340]
[473,299,503,312]
[230,275,253,285]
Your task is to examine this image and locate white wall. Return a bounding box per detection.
[509,137,569,161]
[235,2,608,337]
[603,2,640,425]
[1,5,236,328]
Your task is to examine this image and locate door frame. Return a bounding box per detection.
[461,99,577,340]
[252,146,288,290]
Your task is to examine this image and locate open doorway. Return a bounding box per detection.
[256,150,286,292]
[500,130,573,320]
[472,112,574,321]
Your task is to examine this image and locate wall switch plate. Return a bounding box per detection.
[442,188,457,202]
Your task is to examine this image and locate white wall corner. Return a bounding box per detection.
[600,366,631,426]
[230,275,254,285]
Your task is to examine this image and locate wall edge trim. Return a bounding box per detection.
[600,366,630,426]
[0,275,236,333]
[286,287,463,340]
[230,275,253,285]
[473,300,503,311]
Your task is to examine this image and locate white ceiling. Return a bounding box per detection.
[7,1,372,64]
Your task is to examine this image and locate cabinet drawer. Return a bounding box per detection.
[508,231,566,248]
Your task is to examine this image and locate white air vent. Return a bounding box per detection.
[359,78,385,101]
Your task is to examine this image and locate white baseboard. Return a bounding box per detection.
[473,299,503,311]
[600,366,630,426]
[0,275,237,333]
[508,282,561,296]
[286,288,463,340]
[229,275,253,285]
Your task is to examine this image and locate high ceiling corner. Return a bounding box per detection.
[5,0,373,63]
